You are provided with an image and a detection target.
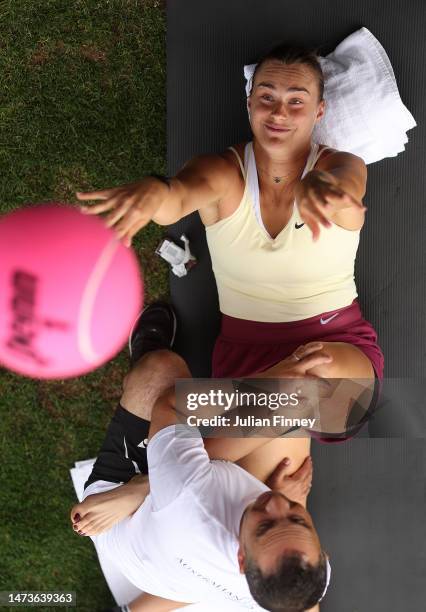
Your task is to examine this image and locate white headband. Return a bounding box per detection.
[318,556,332,602]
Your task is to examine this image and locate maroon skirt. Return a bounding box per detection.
[212,301,384,442]
[212,300,384,380]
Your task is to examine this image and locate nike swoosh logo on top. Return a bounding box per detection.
[295,222,305,229]
[320,313,340,325]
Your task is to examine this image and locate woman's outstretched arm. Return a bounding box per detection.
[75,152,233,246]
[296,150,367,238]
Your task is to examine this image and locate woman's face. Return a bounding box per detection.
[247,60,325,148]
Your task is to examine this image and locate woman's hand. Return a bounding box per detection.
[76,177,170,247]
[295,170,367,241]
[248,342,333,380]
[70,474,150,536]
[244,342,332,416]
[265,456,313,506]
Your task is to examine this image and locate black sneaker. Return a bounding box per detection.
[128,301,177,367]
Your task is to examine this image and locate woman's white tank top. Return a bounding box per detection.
[205,141,360,322]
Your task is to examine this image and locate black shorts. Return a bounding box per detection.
[84,404,151,491]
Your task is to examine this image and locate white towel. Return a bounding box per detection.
[244,27,416,164]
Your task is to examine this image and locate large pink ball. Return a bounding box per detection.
[0,203,143,379]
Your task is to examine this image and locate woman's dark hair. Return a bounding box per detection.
[249,44,324,102]
[245,551,328,611]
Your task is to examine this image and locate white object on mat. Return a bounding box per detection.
[244,27,416,164]
[70,461,239,611]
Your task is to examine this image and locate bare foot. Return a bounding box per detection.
[70,474,149,536]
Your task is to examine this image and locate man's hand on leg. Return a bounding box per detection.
[265,455,313,507]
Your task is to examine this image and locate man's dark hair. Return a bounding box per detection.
[244,551,328,611]
[249,44,324,102]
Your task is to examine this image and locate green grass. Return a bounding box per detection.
[0,1,167,610]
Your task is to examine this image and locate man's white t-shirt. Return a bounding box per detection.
[84,425,269,609]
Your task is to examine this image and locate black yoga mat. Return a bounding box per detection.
[166,6,425,608]
[166,0,426,434]
[309,439,425,612]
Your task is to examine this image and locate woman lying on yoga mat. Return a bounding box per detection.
[77,45,383,434]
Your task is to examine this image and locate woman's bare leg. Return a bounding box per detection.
[304,341,375,435]
[211,344,370,484]
[236,436,311,486]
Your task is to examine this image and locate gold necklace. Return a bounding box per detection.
[254,143,310,185]
[257,167,285,184]
[257,167,301,185]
